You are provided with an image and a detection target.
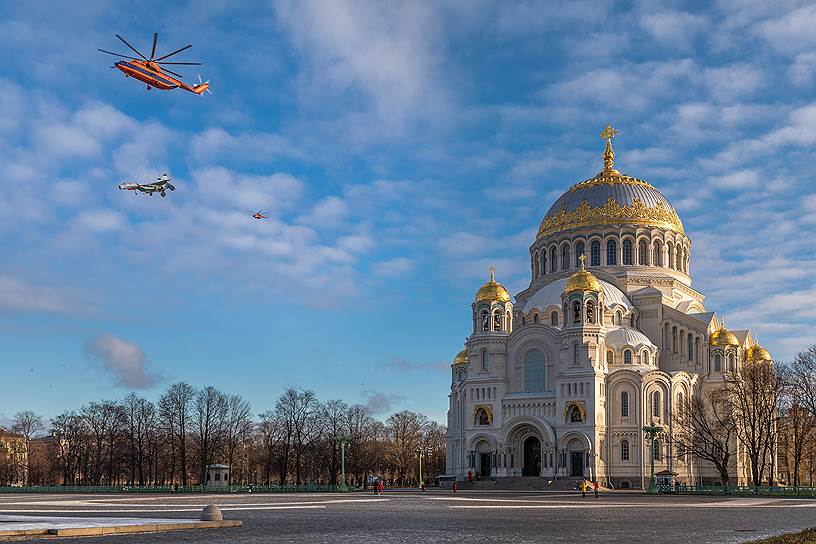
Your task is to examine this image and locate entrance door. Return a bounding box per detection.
[523,436,541,476]
[570,451,584,477]
[479,453,491,477]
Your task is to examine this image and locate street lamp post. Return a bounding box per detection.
[415,446,425,488]
[337,435,350,492]
[643,421,663,494]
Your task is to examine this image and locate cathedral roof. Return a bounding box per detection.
[564,257,601,294]
[709,323,740,347]
[523,276,633,314]
[605,326,656,350]
[453,348,468,366]
[536,125,683,240]
[475,266,511,303]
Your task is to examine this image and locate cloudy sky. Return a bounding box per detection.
[1,0,814,424]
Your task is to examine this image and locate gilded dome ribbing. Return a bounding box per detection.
[564,256,601,294]
[746,343,772,362]
[453,348,468,366]
[475,266,511,303]
[709,324,739,347]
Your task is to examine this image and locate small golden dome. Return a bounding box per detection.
[564,255,601,294]
[746,341,772,362]
[475,266,511,303]
[453,348,468,366]
[709,324,739,347]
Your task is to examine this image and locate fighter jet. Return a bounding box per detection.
[119,173,176,197]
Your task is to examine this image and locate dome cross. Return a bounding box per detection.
[600,123,618,172]
[489,264,496,282]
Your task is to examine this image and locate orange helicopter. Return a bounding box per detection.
[99,33,210,95]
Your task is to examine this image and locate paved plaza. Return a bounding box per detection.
[1,491,815,543]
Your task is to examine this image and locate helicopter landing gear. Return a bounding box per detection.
[160,192,166,197]
[147,85,152,90]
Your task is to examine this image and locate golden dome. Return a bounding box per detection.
[564,255,601,294]
[746,342,772,362]
[709,324,739,347]
[453,348,468,366]
[475,266,511,303]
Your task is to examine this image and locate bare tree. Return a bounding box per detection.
[257,410,284,485]
[224,394,252,484]
[276,388,319,485]
[778,398,815,487]
[386,410,428,485]
[158,382,195,486]
[192,386,228,484]
[122,393,156,486]
[12,410,43,486]
[672,387,734,486]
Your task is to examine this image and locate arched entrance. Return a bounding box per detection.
[523,436,541,477]
[567,437,585,478]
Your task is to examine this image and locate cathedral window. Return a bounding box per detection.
[622,239,633,265]
[533,313,539,323]
[653,241,662,267]
[687,334,694,362]
[482,350,489,370]
[561,245,570,271]
[676,248,683,271]
[569,405,583,423]
[642,350,649,365]
[668,243,675,269]
[550,311,558,326]
[606,350,614,365]
[586,301,595,323]
[623,350,632,364]
[575,242,585,268]
[621,439,630,461]
[533,252,539,277]
[607,239,617,265]
[727,353,735,372]
[550,247,557,272]
[481,310,489,332]
[630,314,636,327]
[573,301,581,323]
[614,311,622,325]
[638,239,648,265]
[591,241,600,267]
[677,392,684,418]
[672,326,678,353]
[476,408,491,426]
[524,349,546,392]
[573,343,580,366]
[715,353,722,372]
[651,391,661,419]
[493,311,502,331]
[653,439,662,461]
[621,392,629,417]
[521,316,526,325]
[541,252,547,275]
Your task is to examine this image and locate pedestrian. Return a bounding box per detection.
[581,479,587,498]
[593,480,599,498]
[378,479,384,496]
[452,481,457,493]
[467,470,473,482]
[373,480,378,495]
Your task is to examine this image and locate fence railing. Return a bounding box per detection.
[661,484,816,497]
[0,484,345,494]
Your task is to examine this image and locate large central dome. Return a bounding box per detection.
[536,126,683,240]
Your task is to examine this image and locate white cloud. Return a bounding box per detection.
[193,167,304,211]
[84,333,161,389]
[640,10,709,51]
[73,209,126,232]
[0,276,80,314]
[755,4,816,55]
[371,257,414,277]
[361,389,405,415]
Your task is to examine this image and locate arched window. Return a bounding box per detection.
[677,392,685,418]
[676,248,682,271]
[590,241,601,267]
[493,310,502,331]
[458,370,465,383]
[642,350,650,365]
[651,391,661,419]
[481,350,489,370]
[672,326,678,353]
[621,439,630,461]
[606,350,614,365]
[668,243,675,269]
[687,334,694,362]
[573,301,581,323]
[607,239,617,265]
[575,242,585,268]
[653,241,662,267]
[624,350,632,364]
[524,349,546,392]
[715,353,722,372]
[541,252,547,275]
[550,311,558,326]
[573,343,580,366]
[569,405,583,422]
[614,311,622,325]
[481,310,489,332]
[653,439,661,461]
[622,239,633,265]
[621,391,629,418]
[550,247,557,272]
[561,245,570,271]
[727,353,735,372]
[477,408,490,426]
[630,314,636,327]
[586,301,595,323]
[533,252,540,277]
[638,240,648,265]
[521,316,526,325]
[533,313,539,323]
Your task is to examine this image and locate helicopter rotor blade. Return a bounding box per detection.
[160,67,184,78]
[154,44,192,61]
[115,34,148,60]
[98,48,139,60]
[157,61,202,65]
[150,32,158,60]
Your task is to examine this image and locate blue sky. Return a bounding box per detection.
[1,0,815,424]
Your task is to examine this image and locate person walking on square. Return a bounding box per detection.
[593,480,599,498]
[378,479,384,496]
[581,479,587,498]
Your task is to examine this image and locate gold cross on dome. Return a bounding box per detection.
[600,123,618,140]
[579,254,586,269]
[489,264,496,281]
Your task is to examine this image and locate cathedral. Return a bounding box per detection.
[445,125,772,489]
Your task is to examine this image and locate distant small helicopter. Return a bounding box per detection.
[99,33,210,95]
[119,173,176,197]
[252,210,269,220]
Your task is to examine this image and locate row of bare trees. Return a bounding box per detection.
[673,345,816,487]
[0,383,445,488]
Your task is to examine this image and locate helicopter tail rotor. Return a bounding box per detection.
[194,74,212,95]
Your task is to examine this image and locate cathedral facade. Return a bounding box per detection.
[445,125,772,488]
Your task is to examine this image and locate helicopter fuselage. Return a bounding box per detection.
[115,60,180,90]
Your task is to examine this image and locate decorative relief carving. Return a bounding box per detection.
[538,197,685,238]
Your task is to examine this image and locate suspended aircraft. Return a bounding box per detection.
[252,210,269,220]
[98,33,210,95]
[119,173,176,197]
